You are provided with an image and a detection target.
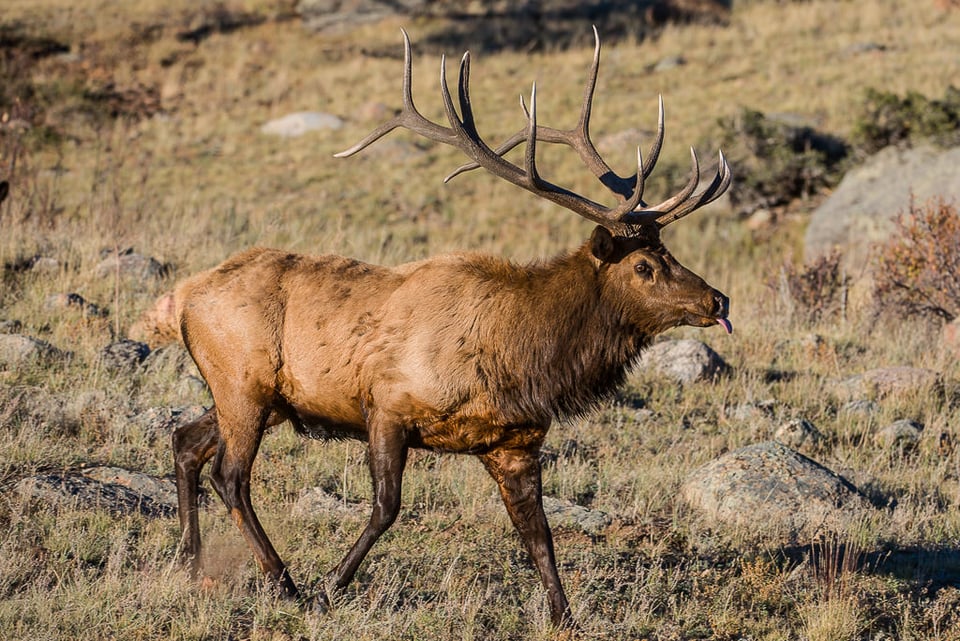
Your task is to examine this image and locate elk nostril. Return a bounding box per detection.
[713,294,728,316]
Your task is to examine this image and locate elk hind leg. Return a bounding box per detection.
[209,401,299,599]
[172,406,219,576]
[480,446,572,629]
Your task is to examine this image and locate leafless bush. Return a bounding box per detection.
[770,250,849,324]
[872,196,960,322]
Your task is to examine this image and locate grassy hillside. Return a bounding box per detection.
[1,1,959,639]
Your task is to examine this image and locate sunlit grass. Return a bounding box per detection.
[2,0,960,638]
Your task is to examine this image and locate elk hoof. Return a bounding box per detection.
[307,591,332,615]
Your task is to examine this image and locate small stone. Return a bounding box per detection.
[728,399,777,422]
[0,319,23,334]
[542,496,611,535]
[30,256,60,274]
[639,339,730,384]
[95,251,168,280]
[293,487,367,518]
[131,405,207,439]
[99,339,151,372]
[45,293,107,317]
[775,418,823,449]
[261,111,343,137]
[836,367,942,400]
[874,419,923,450]
[355,101,392,122]
[840,399,880,416]
[652,55,685,73]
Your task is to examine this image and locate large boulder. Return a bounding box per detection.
[16,467,178,518]
[681,441,871,545]
[0,334,66,368]
[804,145,960,270]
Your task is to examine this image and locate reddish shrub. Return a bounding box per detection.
[873,196,960,321]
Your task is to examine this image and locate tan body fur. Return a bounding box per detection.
[172,229,726,627]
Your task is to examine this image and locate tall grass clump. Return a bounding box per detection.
[872,196,960,322]
[769,250,850,325]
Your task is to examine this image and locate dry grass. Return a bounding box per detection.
[2,0,960,639]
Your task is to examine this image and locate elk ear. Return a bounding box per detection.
[589,226,616,262]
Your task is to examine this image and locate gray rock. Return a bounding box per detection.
[542,496,611,535]
[804,145,960,270]
[297,0,424,32]
[681,441,871,545]
[16,467,177,518]
[95,251,168,280]
[840,399,880,416]
[652,55,685,72]
[131,405,207,439]
[836,366,942,400]
[0,334,66,368]
[727,399,777,422]
[292,487,367,518]
[261,112,343,137]
[44,292,107,317]
[29,256,60,274]
[639,339,730,383]
[774,418,823,449]
[99,339,151,372]
[874,419,923,450]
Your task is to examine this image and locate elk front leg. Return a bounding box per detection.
[480,446,572,629]
[209,401,299,599]
[327,418,408,593]
[172,407,219,575]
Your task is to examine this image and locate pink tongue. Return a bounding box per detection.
[717,318,733,334]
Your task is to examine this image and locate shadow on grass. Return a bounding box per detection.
[362,1,731,56]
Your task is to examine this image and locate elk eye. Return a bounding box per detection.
[634,261,653,279]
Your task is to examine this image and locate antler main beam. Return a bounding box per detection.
[335,28,731,231]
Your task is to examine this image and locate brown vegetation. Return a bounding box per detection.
[873,196,960,322]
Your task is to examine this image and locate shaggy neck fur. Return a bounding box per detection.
[477,243,652,424]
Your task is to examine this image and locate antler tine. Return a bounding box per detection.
[337,29,726,232]
[445,27,638,200]
[335,29,456,158]
[653,151,731,227]
[621,147,701,226]
[643,96,665,180]
[456,51,478,138]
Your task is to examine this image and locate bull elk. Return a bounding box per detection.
[172,28,731,628]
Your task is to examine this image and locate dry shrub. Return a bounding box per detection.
[872,196,960,322]
[718,108,848,213]
[853,87,960,154]
[770,250,849,324]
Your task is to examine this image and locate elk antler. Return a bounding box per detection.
[335,28,731,232]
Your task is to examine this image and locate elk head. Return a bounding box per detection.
[336,27,732,339]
